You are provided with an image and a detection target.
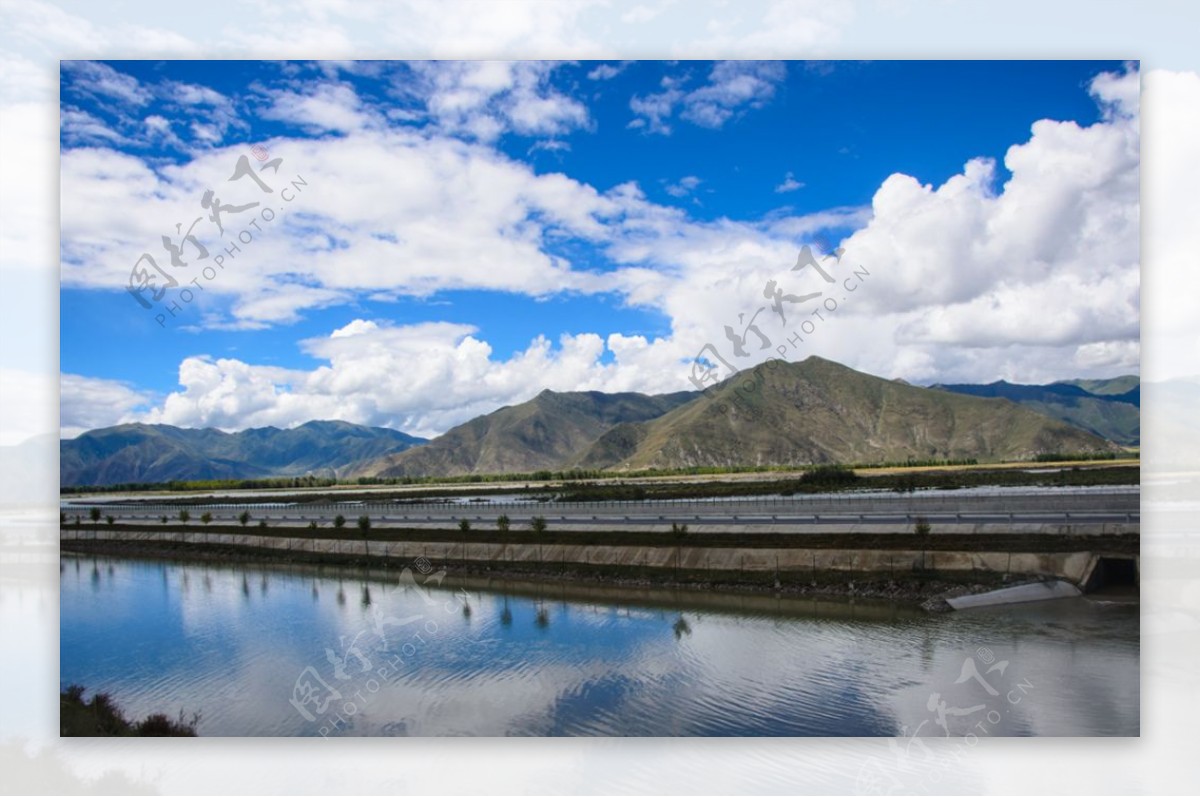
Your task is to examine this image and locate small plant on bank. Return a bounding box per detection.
[530,515,547,534]
[459,518,471,533]
[913,516,932,572]
[257,519,268,528]
[200,512,212,525]
[105,515,114,525]
[496,514,510,533]
[308,520,318,529]
[357,515,371,557]
[160,515,168,525]
[178,509,190,524]
[670,522,689,537]
[89,507,101,524]
[334,514,346,529]
[238,510,251,526]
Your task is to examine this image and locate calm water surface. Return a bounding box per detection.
[60,555,1138,736]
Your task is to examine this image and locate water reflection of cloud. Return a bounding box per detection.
[883,602,1140,737]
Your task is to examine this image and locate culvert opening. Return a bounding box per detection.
[1085,556,1139,594]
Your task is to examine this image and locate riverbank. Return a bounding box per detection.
[62,536,1062,607]
[62,521,1140,552]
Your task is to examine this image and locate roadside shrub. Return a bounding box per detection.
[798,464,859,487]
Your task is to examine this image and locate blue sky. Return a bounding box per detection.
[58,59,1140,438]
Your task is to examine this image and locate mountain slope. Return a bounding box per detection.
[934,377,1140,445]
[580,357,1121,470]
[358,390,696,478]
[61,421,426,487]
[1056,375,1140,397]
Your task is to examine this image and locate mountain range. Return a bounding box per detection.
[61,357,1131,487]
[566,357,1119,471]
[353,357,1119,478]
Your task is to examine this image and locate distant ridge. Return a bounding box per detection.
[60,421,426,487]
[934,375,1139,445]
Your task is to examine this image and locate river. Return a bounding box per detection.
[60,554,1138,736]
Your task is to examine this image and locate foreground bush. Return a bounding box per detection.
[60,685,198,736]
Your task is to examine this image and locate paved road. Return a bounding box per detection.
[63,490,1139,529]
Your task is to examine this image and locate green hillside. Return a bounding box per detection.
[582,357,1120,470]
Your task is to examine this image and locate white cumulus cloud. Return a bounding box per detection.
[630,60,787,134]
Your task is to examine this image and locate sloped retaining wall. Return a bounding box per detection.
[60,528,1111,584]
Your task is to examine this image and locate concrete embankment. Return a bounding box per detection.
[60,526,1138,592]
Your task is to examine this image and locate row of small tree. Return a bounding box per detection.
[454,515,547,533]
[73,509,553,533]
[72,509,926,536]
[71,508,263,527]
